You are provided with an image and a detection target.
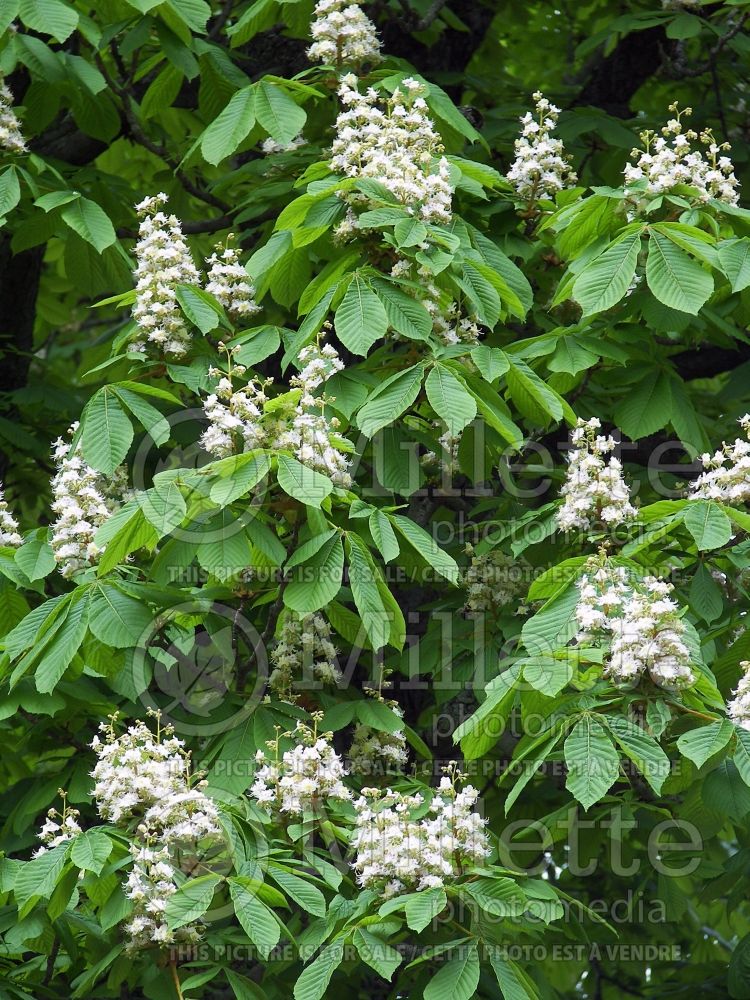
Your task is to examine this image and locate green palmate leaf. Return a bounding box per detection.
[613,368,672,440]
[15,533,55,582]
[60,198,116,252]
[293,941,345,1000]
[369,509,399,562]
[113,387,170,446]
[277,455,333,508]
[255,79,306,145]
[14,842,70,911]
[166,0,211,31]
[229,877,281,960]
[70,830,111,876]
[390,514,459,584]
[34,591,90,694]
[81,389,133,475]
[423,943,480,1000]
[453,663,523,759]
[506,358,564,423]
[683,500,732,551]
[268,866,326,917]
[201,85,256,164]
[175,284,222,333]
[425,364,477,435]
[489,952,541,1000]
[572,230,642,315]
[352,927,402,981]
[471,345,509,382]
[138,480,187,536]
[0,167,20,218]
[371,278,432,340]
[646,229,713,314]
[284,533,344,613]
[19,0,78,43]
[523,655,573,696]
[334,273,389,356]
[88,583,154,648]
[677,720,734,767]
[690,562,724,623]
[564,715,620,810]
[605,716,670,794]
[346,533,390,651]
[357,363,426,437]
[734,728,750,787]
[405,886,447,932]
[464,877,526,917]
[718,237,750,292]
[165,873,223,930]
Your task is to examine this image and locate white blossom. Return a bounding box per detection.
[124,841,202,952]
[331,75,453,227]
[50,424,129,578]
[391,259,483,346]
[349,700,408,776]
[200,354,269,458]
[269,611,341,697]
[33,794,81,859]
[307,0,382,68]
[261,134,307,154]
[205,245,260,321]
[691,413,750,503]
[624,104,739,206]
[575,560,694,688]
[463,547,529,615]
[728,661,750,729]
[250,719,351,815]
[91,714,221,951]
[351,767,490,898]
[558,418,637,533]
[131,193,201,357]
[0,80,27,154]
[0,483,22,546]
[273,341,352,486]
[506,91,576,202]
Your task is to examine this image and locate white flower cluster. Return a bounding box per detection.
[0,483,22,546]
[201,351,269,458]
[0,81,27,154]
[331,75,453,229]
[131,193,201,358]
[50,424,129,578]
[33,793,82,859]
[391,259,482,347]
[351,770,490,898]
[91,714,221,951]
[464,546,529,615]
[691,413,750,504]
[576,562,694,688]
[558,418,637,533]
[205,245,260,321]
[349,700,408,776]
[624,104,739,206]
[261,134,307,155]
[274,342,352,486]
[728,661,750,730]
[307,0,382,68]
[250,718,351,815]
[201,341,352,485]
[506,91,576,202]
[269,611,342,697]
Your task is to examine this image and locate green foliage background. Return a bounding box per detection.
[2,1,750,998]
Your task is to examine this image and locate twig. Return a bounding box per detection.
[671,12,749,78]
[169,958,184,1000]
[209,0,236,40]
